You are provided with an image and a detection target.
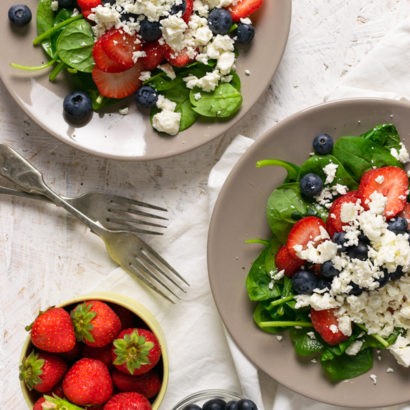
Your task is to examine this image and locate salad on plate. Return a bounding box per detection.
[9,0,264,135]
[246,123,410,382]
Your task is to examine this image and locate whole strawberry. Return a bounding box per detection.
[19,351,67,393]
[34,395,83,410]
[103,392,152,410]
[112,368,162,398]
[113,328,161,376]
[71,300,121,347]
[62,358,113,406]
[28,307,76,353]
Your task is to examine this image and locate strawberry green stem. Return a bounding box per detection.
[270,295,294,307]
[259,320,312,328]
[33,14,83,45]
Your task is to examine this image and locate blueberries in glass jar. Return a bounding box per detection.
[183,405,202,410]
[8,4,32,27]
[320,261,340,278]
[237,399,258,410]
[208,8,233,35]
[387,217,408,234]
[226,401,238,410]
[291,270,319,295]
[300,173,323,198]
[63,91,92,123]
[203,398,227,410]
[312,133,333,155]
[139,19,162,42]
[135,85,158,108]
[235,23,255,44]
[58,0,76,8]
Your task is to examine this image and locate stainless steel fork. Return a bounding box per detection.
[0,145,189,303]
[0,185,168,235]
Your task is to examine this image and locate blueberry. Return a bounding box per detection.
[226,401,238,410]
[236,23,255,44]
[135,86,158,108]
[102,0,116,4]
[182,405,202,410]
[58,0,76,8]
[208,8,233,35]
[387,217,408,234]
[291,270,319,295]
[348,282,363,296]
[332,231,347,250]
[347,242,368,260]
[316,277,332,291]
[8,4,32,27]
[120,12,139,23]
[376,270,389,288]
[237,399,258,410]
[139,19,162,42]
[389,266,405,281]
[170,0,186,16]
[320,261,340,278]
[312,133,333,155]
[300,173,323,198]
[63,91,92,123]
[203,398,227,410]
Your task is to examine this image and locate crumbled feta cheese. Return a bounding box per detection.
[323,162,338,185]
[388,335,410,367]
[159,63,176,79]
[369,374,377,384]
[345,340,363,356]
[390,143,410,163]
[152,110,181,135]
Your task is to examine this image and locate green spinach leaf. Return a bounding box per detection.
[36,0,55,57]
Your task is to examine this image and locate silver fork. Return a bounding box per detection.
[0,145,189,303]
[0,185,168,236]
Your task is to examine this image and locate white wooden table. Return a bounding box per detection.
[2,1,410,408]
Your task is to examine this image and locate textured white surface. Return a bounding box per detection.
[2,1,410,409]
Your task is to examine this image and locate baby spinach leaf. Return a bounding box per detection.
[361,123,401,149]
[56,19,94,73]
[36,0,55,57]
[191,83,242,118]
[290,328,324,357]
[256,159,300,183]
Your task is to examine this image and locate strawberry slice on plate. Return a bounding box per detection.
[140,41,166,71]
[101,29,141,70]
[286,216,327,259]
[182,0,194,22]
[357,166,408,218]
[92,64,142,99]
[275,245,304,277]
[310,308,349,346]
[93,37,128,73]
[326,190,359,237]
[228,0,264,22]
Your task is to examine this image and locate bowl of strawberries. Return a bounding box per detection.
[19,292,168,409]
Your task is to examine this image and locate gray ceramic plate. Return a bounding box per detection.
[208,98,410,408]
[0,0,291,160]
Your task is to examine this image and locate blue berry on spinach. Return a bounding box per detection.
[139,19,162,42]
[387,217,408,234]
[58,0,76,8]
[203,398,227,410]
[208,8,233,35]
[300,173,323,198]
[236,23,255,44]
[291,270,319,295]
[63,91,92,123]
[8,4,32,27]
[237,399,258,410]
[135,86,158,109]
[312,133,333,155]
[320,261,340,278]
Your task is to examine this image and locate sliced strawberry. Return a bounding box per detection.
[101,29,141,70]
[228,0,264,22]
[310,308,349,346]
[326,190,359,237]
[398,202,410,225]
[140,41,166,71]
[275,245,304,277]
[163,45,193,67]
[77,0,101,18]
[93,37,128,73]
[286,216,327,259]
[92,64,142,99]
[357,166,408,219]
[182,0,194,22]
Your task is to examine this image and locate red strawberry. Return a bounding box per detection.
[103,392,152,410]
[77,0,101,18]
[92,64,142,99]
[326,190,359,237]
[140,41,166,71]
[163,45,193,67]
[71,300,122,348]
[286,216,327,259]
[101,29,141,70]
[34,395,84,410]
[82,344,114,368]
[228,0,264,22]
[93,38,129,73]
[109,304,138,329]
[28,307,76,353]
[62,358,113,406]
[113,328,161,376]
[357,166,408,219]
[275,245,303,277]
[310,308,349,346]
[60,342,83,363]
[19,351,67,393]
[33,397,46,410]
[182,0,194,22]
[398,202,410,224]
[111,369,162,398]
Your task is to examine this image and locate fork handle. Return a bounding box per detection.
[0,145,104,235]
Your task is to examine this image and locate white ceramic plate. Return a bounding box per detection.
[208,98,410,408]
[0,0,291,160]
